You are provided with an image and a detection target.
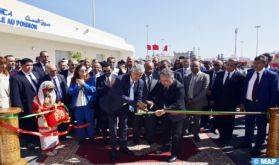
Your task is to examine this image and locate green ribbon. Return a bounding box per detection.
[20,110,54,119]
[0,103,70,120]
[0,114,17,119]
[135,110,266,116]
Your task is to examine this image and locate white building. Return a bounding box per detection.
[0,0,135,63]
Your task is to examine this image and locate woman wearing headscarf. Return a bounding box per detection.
[68,64,96,144]
[32,81,70,156]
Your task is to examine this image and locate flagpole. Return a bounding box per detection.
[161,38,164,56]
[234,28,238,58]
[146,25,149,59]
[92,0,95,27]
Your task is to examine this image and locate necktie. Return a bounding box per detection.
[129,81,135,112]
[212,72,217,87]
[106,76,111,87]
[252,72,259,101]
[147,75,151,91]
[224,72,230,85]
[53,77,62,101]
[29,74,37,92]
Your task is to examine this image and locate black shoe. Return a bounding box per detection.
[133,139,140,145]
[89,138,95,143]
[78,138,86,145]
[155,146,170,154]
[251,147,262,157]
[26,143,35,150]
[167,155,177,162]
[59,136,67,141]
[212,137,224,143]
[235,142,252,149]
[119,147,134,155]
[110,151,116,162]
[194,135,201,142]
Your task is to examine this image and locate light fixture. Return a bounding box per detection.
[83,29,89,35]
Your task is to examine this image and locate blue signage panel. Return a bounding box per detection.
[0,7,51,30]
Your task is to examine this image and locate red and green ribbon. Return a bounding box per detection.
[135,110,266,116]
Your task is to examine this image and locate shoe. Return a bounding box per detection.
[78,138,86,144]
[110,151,116,162]
[223,140,230,146]
[155,146,170,154]
[210,129,218,135]
[251,148,261,157]
[27,143,35,150]
[89,138,95,143]
[194,135,201,142]
[133,139,139,145]
[167,155,177,162]
[212,137,224,143]
[235,142,252,149]
[59,136,67,141]
[119,147,134,155]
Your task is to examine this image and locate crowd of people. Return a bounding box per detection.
[0,51,278,162]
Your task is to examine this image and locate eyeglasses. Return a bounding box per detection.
[103,70,111,73]
[79,69,86,73]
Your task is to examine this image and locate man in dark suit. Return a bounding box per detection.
[238,55,278,157]
[39,64,67,102]
[33,51,49,79]
[174,57,191,83]
[202,60,223,130]
[10,58,40,149]
[100,64,146,161]
[132,61,160,145]
[96,62,117,141]
[60,58,78,129]
[210,59,245,145]
[152,68,186,163]
[262,53,279,74]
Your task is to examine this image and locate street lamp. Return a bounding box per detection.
[255,25,261,57]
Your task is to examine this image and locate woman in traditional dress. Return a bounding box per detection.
[68,64,96,144]
[32,81,70,156]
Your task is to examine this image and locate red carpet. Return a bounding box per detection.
[76,137,199,164]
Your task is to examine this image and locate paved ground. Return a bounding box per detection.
[20,115,266,165]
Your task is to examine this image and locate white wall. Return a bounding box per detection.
[0,33,129,63]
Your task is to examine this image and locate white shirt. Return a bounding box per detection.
[129,77,135,112]
[246,68,265,101]
[22,71,38,91]
[223,70,235,85]
[145,74,152,86]
[188,71,201,99]
[40,62,46,71]
[0,73,10,108]
[67,70,74,88]
[76,89,87,107]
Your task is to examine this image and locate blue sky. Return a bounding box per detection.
[19,0,279,59]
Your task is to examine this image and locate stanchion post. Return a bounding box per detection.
[0,107,27,165]
[267,108,279,157]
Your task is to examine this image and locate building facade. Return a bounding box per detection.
[0,0,135,63]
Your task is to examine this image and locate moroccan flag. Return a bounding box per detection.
[163,45,168,51]
[147,45,151,50]
[152,44,159,50]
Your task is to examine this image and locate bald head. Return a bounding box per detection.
[46,64,57,77]
[126,56,135,68]
[190,60,201,74]
[144,61,154,75]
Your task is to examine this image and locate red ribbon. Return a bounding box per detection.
[0,122,90,137]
